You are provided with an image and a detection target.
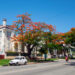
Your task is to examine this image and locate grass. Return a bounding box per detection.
[46,58,58,61]
[0,58,58,66]
[0,59,10,66]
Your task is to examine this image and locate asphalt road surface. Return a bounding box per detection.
[0,59,75,75]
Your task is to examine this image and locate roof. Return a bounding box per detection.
[0,25,13,29]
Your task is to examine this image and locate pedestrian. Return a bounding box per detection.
[65,55,69,62]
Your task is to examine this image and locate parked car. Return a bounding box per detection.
[9,56,27,65]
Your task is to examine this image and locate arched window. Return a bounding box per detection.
[7,31,11,40]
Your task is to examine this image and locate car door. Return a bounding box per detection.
[20,57,25,64]
[22,57,26,64]
[19,58,22,64]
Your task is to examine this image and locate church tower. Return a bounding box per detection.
[0,19,15,59]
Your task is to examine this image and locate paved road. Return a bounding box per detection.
[0,59,75,75]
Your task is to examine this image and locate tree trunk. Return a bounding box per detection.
[26,44,35,59]
[63,49,66,56]
[28,49,32,59]
[26,44,32,59]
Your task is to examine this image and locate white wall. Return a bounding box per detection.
[0,27,15,55]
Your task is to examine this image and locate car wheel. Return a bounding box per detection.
[9,64,12,66]
[24,62,27,65]
[16,62,19,66]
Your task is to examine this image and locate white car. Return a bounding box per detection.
[9,56,27,65]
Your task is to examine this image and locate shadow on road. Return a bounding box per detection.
[68,62,75,66]
[65,60,75,66]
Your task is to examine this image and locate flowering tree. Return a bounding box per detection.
[11,13,31,53]
[49,32,66,56]
[11,13,56,58]
[51,28,75,56]
[64,28,75,46]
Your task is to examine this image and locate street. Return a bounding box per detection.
[0,59,75,75]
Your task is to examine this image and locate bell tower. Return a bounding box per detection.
[3,18,7,26]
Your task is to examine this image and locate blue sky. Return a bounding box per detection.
[0,0,75,33]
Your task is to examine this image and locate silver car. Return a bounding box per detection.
[9,56,27,65]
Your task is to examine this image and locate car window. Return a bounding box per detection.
[15,58,19,59]
[20,58,22,60]
[15,56,25,59]
[15,57,21,60]
[22,57,24,59]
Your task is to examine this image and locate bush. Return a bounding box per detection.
[6,51,19,56]
[6,51,28,56]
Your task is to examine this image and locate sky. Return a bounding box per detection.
[0,0,75,33]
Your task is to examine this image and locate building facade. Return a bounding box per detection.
[0,19,15,57]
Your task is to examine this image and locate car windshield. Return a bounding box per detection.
[15,57,21,59]
[14,56,25,59]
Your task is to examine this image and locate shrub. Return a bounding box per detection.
[6,51,19,56]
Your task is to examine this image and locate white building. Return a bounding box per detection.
[0,19,15,57]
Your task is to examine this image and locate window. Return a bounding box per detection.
[7,32,11,37]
